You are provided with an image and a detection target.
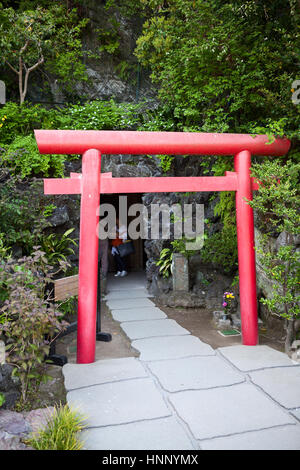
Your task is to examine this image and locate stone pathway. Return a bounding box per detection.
[63,273,300,450]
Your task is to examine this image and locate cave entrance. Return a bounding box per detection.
[100,192,146,273]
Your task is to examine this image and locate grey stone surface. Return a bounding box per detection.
[63,357,148,391]
[107,298,155,310]
[67,378,171,427]
[61,273,300,450]
[0,340,5,365]
[218,345,295,371]
[132,335,215,361]
[172,253,189,292]
[105,289,152,300]
[0,410,30,435]
[111,307,167,322]
[80,417,195,450]
[291,409,300,421]
[107,273,148,291]
[249,366,300,409]
[169,383,296,440]
[200,425,300,450]
[121,319,190,340]
[147,356,245,392]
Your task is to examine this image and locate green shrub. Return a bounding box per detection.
[248,160,300,352]
[0,250,69,405]
[26,404,86,450]
[40,228,77,267]
[0,102,50,145]
[1,135,64,178]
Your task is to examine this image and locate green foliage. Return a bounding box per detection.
[201,223,238,274]
[0,177,50,253]
[0,250,69,405]
[258,242,299,320]
[0,102,50,145]
[1,135,64,178]
[0,392,5,408]
[135,0,300,141]
[248,160,300,351]
[40,228,77,267]
[249,160,300,235]
[53,100,143,131]
[26,404,86,450]
[156,247,173,278]
[134,0,299,276]
[57,295,78,320]
[156,238,197,278]
[0,4,91,103]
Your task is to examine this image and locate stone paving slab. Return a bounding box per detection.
[107,274,147,291]
[63,357,148,391]
[147,356,245,392]
[111,306,167,322]
[218,345,296,371]
[168,383,296,440]
[121,319,190,340]
[106,298,155,310]
[105,289,152,300]
[67,378,171,428]
[200,424,300,450]
[132,335,215,361]
[249,366,300,409]
[291,409,300,421]
[80,417,195,450]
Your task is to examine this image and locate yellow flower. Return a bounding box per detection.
[0,124,2,128]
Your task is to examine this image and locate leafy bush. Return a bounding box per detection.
[156,238,199,278]
[0,177,51,254]
[248,160,300,351]
[40,228,77,267]
[54,99,144,131]
[0,250,69,405]
[1,135,65,178]
[0,102,50,145]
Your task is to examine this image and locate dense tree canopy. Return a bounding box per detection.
[135,0,299,142]
[0,1,92,103]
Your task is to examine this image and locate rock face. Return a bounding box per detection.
[255,227,300,310]
[0,364,21,410]
[27,1,157,105]
[0,407,56,450]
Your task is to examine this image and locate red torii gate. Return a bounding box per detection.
[34,130,290,364]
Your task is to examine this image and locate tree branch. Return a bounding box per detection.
[5,60,19,75]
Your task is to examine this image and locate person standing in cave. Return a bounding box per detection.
[111,217,128,277]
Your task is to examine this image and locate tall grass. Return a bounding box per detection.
[26,404,86,450]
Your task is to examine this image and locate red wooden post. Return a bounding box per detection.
[234,150,258,345]
[77,149,101,364]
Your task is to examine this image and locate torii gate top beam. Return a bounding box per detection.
[34,130,290,156]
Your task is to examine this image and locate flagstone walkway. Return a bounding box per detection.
[63,273,300,450]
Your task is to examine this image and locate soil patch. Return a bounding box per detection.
[152,300,286,353]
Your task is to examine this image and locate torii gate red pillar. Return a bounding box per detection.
[234,150,257,344]
[77,149,101,364]
[35,130,290,363]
